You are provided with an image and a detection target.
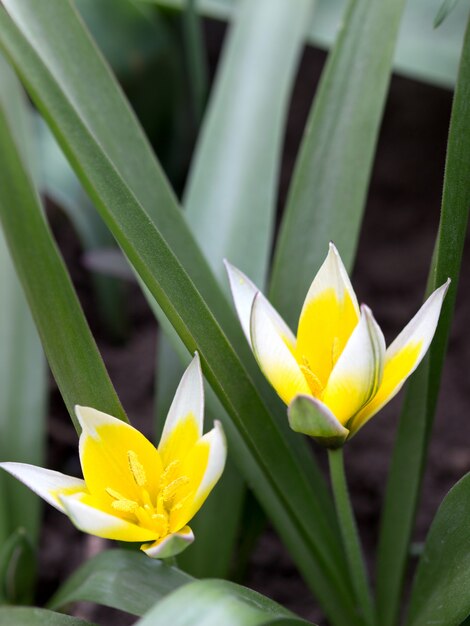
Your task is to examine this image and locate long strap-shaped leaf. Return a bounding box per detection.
[48,550,192,616]
[0,3,356,622]
[269,0,407,326]
[376,10,470,625]
[51,549,312,626]
[159,0,314,578]
[136,579,313,626]
[0,58,125,432]
[0,608,96,626]
[0,56,46,551]
[405,473,470,626]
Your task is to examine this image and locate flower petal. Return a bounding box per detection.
[225,260,295,350]
[60,493,156,542]
[322,305,385,426]
[296,243,360,388]
[250,292,310,405]
[158,354,204,468]
[141,526,194,559]
[0,462,85,513]
[76,406,163,506]
[350,279,450,434]
[288,395,349,448]
[169,421,227,532]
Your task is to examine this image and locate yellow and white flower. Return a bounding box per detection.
[0,354,226,558]
[226,244,449,447]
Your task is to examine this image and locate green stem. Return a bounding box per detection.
[328,447,375,626]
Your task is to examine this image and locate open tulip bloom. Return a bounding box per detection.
[0,354,226,559]
[226,244,449,448]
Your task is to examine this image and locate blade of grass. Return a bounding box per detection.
[269,0,407,327]
[0,3,356,621]
[0,56,126,432]
[159,0,314,578]
[0,56,47,551]
[376,10,470,625]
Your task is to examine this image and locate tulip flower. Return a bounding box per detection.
[0,354,226,558]
[226,244,449,448]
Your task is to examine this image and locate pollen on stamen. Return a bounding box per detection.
[112,499,139,513]
[300,357,324,398]
[162,476,190,503]
[332,336,341,367]
[128,450,147,487]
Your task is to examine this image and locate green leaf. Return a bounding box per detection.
[0,54,126,431]
[434,0,462,27]
[0,608,96,626]
[147,0,469,89]
[184,0,313,287]
[159,0,314,579]
[48,549,192,616]
[0,2,355,622]
[35,114,128,340]
[0,528,35,605]
[269,0,407,326]
[0,57,47,551]
[136,579,313,626]
[376,10,470,626]
[405,473,470,625]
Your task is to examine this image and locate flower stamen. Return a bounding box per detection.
[128,450,147,487]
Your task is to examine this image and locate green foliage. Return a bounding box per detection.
[136,579,312,626]
[270,0,407,325]
[406,473,470,625]
[0,608,96,626]
[49,550,192,616]
[0,2,354,621]
[376,11,470,625]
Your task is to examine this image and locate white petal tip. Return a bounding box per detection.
[141,527,195,559]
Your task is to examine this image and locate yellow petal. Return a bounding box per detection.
[76,406,163,507]
[250,293,310,405]
[60,493,156,542]
[322,305,385,425]
[169,421,226,532]
[349,280,450,434]
[158,354,204,467]
[296,243,360,387]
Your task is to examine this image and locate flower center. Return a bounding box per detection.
[105,451,191,538]
[300,336,342,398]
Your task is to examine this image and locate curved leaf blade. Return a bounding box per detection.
[136,579,313,626]
[269,0,407,326]
[48,549,192,616]
[406,474,470,626]
[376,10,470,625]
[0,608,96,626]
[0,54,125,430]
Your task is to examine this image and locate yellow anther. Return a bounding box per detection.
[160,460,180,485]
[332,336,341,367]
[112,499,138,513]
[170,491,193,513]
[162,476,190,504]
[128,450,147,487]
[106,487,128,501]
[300,364,324,398]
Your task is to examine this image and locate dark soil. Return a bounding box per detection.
[36,17,467,626]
